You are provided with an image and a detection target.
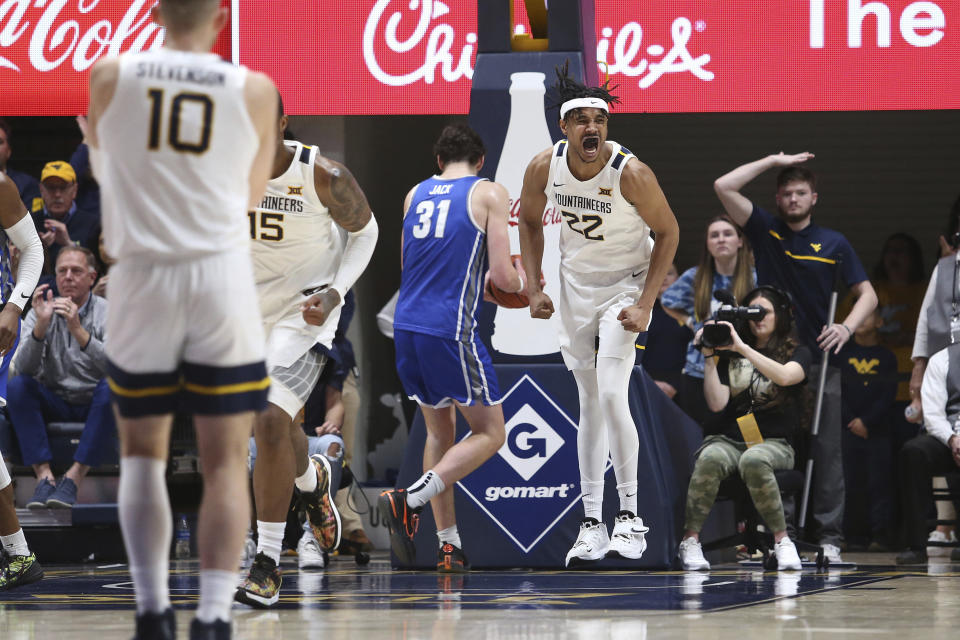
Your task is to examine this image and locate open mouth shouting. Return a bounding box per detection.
[582,135,600,159]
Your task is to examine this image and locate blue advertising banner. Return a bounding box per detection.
[395,364,703,569]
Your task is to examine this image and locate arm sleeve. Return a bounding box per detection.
[920,348,953,446]
[5,214,43,309]
[13,311,44,376]
[912,264,938,360]
[330,215,378,301]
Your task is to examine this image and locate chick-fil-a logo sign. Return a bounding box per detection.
[362,0,475,87]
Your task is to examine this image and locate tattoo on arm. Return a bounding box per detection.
[324,162,372,232]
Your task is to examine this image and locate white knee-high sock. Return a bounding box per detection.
[597,356,639,513]
[119,456,172,615]
[256,520,286,564]
[573,369,608,520]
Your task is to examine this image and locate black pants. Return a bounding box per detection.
[898,434,960,550]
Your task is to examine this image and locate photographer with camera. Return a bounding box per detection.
[677,286,812,571]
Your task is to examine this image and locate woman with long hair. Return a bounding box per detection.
[677,286,811,571]
[662,216,755,425]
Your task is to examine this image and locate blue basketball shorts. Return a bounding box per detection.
[394,329,501,408]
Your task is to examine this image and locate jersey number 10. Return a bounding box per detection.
[411,199,451,239]
[147,89,213,154]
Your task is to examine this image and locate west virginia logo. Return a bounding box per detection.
[810,242,822,253]
[287,185,303,196]
[848,357,879,375]
[598,187,612,197]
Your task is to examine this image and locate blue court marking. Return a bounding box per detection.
[1,559,942,612]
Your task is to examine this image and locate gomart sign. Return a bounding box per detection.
[2,0,957,115]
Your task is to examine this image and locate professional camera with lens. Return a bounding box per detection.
[698,290,769,349]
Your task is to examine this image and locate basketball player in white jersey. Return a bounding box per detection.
[518,66,679,566]
[0,171,45,591]
[235,99,378,607]
[86,2,278,638]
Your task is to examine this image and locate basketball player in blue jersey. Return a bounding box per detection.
[518,66,679,565]
[0,172,44,591]
[379,124,522,571]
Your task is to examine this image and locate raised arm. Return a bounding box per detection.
[713,152,815,226]
[476,181,522,294]
[618,158,679,331]
[517,148,553,319]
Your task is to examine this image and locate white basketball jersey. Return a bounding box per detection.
[251,141,343,353]
[95,49,256,262]
[545,140,652,273]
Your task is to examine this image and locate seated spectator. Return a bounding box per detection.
[662,215,755,425]
[34,161,101,284]
[246,430,345,570]
[839,307,897,550]
[896,341,960,564]
[676,286,811,571]
[0,118,41,214]
[9,247,114,509]
[639,263,692,401]
[303,290,374,553]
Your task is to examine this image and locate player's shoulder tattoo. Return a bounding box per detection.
[314,156,371,232]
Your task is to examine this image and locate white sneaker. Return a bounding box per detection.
[927,529,957,557]
[297,532,326,570]
[607,513,650,560]
[821,543,843,564]
[678,536,710,571]
[775,537,802,571]
[565,520,610,567]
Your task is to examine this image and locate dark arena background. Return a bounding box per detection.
[1,1,958,638]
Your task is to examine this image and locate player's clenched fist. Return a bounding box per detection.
[528,291,554,319]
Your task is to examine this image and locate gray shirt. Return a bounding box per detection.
[15,293,108,405]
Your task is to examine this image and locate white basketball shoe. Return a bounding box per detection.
[565,519,610,567]
[606,511,650,560]
[775,537,803,571]
[678,536,711,571]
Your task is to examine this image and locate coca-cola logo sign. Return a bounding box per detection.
[3,1,958,116]
[0,0,163,74]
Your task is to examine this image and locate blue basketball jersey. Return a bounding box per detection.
[394,175,488,342]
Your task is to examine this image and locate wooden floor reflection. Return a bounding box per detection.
[1,552,958,639]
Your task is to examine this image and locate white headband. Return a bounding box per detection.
[560,97,609,119]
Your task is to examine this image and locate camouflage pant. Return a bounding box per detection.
[684,435,794,534]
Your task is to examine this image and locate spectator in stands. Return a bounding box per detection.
[9,246,114,509]
[662,215,755,424]
[0,118,42,214]
[34,161,101,282]
[640,263,691,402]
[896,341,960,564]
[70,116,100,216]
[677,285,812,571]
[303,290,374,553]
[838,307,897,550]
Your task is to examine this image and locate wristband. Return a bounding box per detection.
[840,323,852,337]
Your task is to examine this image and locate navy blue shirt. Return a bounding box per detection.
[638,299,691,391]
[743,205,868,353]
[7,168,41,215]
[838,341,898,432]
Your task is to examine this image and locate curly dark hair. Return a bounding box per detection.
[552,60,621,121]
[433,123,485,166]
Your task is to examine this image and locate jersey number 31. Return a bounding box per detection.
[411,199,451,239]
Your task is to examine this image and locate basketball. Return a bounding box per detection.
[484,254,544,308]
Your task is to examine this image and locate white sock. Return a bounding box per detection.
[405,470,445,509]
[294,460,317,493]
[580,480,604,521]
[256,520,286,564]
[616,481,638,516]
[437,525,461,549]
[1,529,30,557]
[196,569,237,623]
[118,456,172,615]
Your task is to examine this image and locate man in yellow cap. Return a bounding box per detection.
[35,160,101,283]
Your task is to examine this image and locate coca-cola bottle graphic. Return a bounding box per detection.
[492,72,561,356]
